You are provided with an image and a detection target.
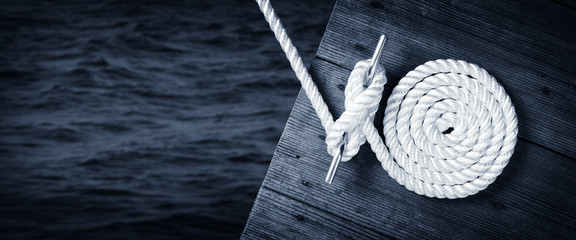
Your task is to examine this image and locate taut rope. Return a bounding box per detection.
[255,0,518,199]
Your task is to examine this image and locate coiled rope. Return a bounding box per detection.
[255,0,518,198]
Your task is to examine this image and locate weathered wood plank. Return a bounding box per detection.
[247,60,576,239]
[243,59,576,239]
[243,0,576,239]
[317,0,576,158]
[242,187,393,240]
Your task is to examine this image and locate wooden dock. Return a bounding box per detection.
[243,0,576,239]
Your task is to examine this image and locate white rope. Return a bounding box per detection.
[255,0,518,199]
[255,0,334,133]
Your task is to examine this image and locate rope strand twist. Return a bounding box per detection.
[326,60,386,162]
[255,0,518,198]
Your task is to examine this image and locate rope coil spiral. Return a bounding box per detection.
[379,59,518,198]
[255,0,518,198]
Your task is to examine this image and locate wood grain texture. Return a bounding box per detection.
[317,0,576,158]
[243,0,576,239]
[244,60,576,239]
[242,187,394,240]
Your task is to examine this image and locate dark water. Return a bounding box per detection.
[0,0,334,239]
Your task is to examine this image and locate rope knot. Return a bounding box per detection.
[256,0,518,198]
[326,59,387,161]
